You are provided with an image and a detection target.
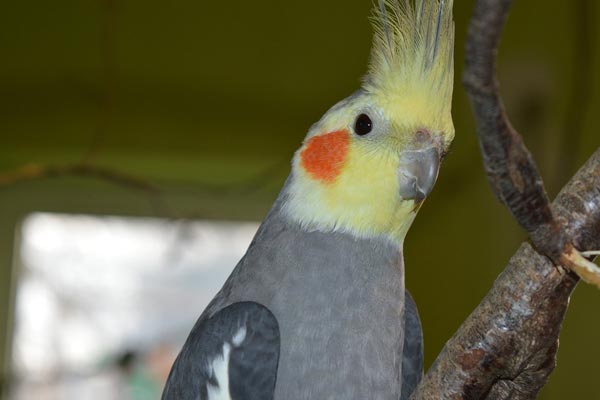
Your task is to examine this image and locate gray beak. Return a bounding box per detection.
[397,146,441,204]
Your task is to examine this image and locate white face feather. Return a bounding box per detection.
[206,326,247,400]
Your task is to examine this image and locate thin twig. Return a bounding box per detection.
[0,163,158,193]
[0,158,289,218]
[0,163,174,217]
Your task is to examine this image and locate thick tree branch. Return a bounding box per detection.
[412,149,600,400]
[412,0,600,398]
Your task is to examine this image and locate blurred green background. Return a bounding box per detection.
[1,0,599,398]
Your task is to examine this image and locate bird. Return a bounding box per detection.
[162,1,454,399]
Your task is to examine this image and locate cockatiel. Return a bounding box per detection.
[162,0,454,399]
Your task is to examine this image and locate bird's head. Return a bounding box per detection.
[283,0,455,244]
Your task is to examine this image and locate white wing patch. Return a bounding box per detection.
[231,326,247,346]
[206,326,247,400]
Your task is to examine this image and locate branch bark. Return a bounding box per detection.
[462,0,569,263]
[412,149,600,399]
[412,0,600,398]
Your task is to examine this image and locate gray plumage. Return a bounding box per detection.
[401,291,424,400]
[162,302,280,400]
[160,0,454,397]
[162,180,424,400]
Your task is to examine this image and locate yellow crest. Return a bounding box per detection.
[364,0,455,136]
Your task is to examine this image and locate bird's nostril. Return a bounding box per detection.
[415,129,431,144]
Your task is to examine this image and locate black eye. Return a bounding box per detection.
[354,113,373,136]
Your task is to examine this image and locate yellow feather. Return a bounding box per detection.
[284,138,417,243]
[282,0,455,243]
[365,0,455,140]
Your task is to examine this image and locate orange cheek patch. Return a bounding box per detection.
[300,130,350,183]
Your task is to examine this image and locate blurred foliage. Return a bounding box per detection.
[1,0,599,398]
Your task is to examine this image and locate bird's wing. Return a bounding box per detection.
[162,301,280,400]
[400,289,424,400]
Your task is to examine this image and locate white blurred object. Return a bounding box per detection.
[11,213,258,400]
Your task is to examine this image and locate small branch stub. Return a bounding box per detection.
[561,246,600,287]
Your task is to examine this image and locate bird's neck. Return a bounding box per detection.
[276,173,416,246]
